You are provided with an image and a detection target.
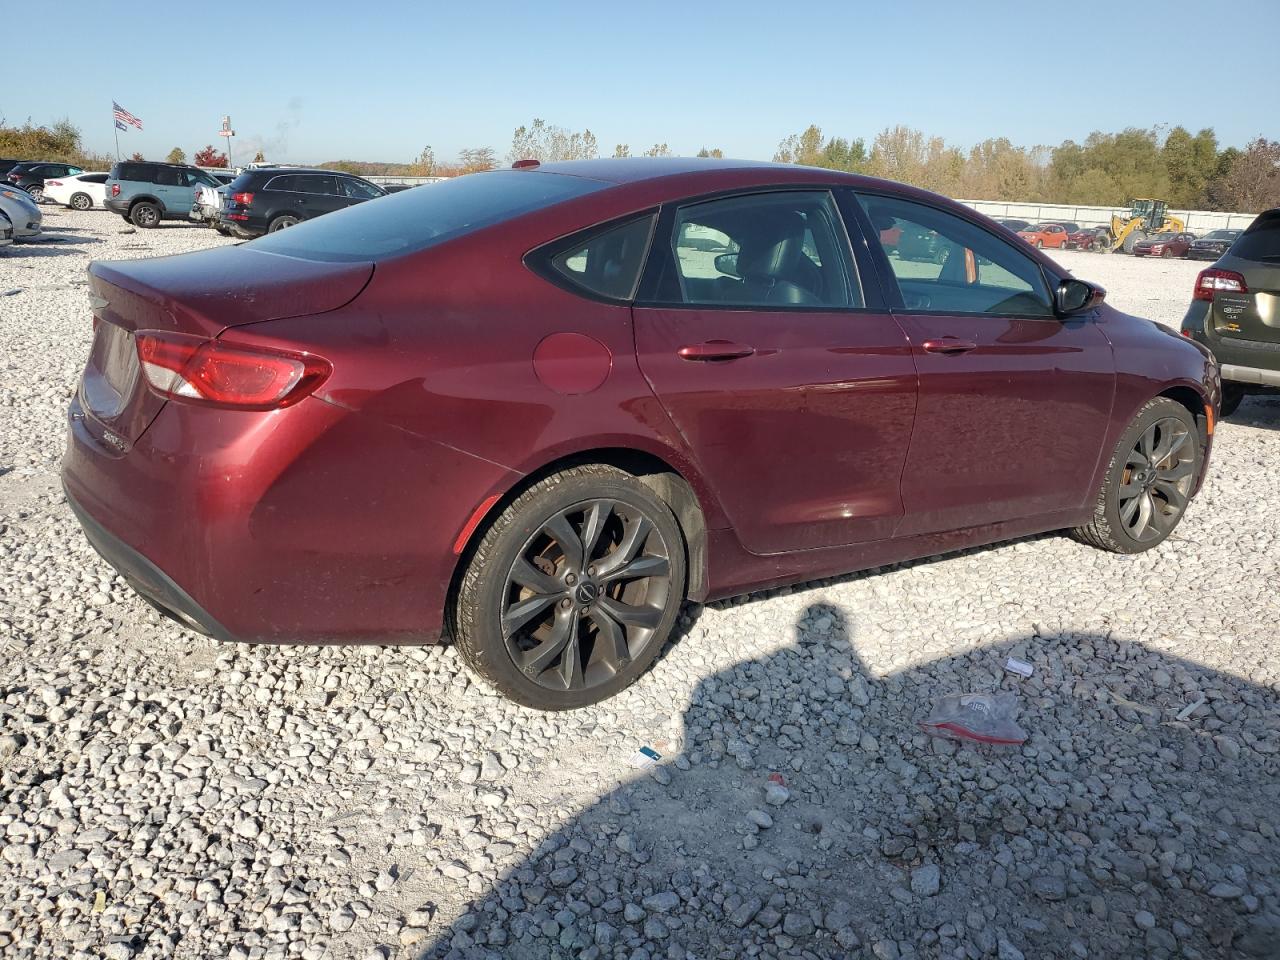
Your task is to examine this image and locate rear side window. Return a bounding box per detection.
[858,194,1053,317]
[114,163,150,182]
[80,174,109,184]
[543,214,655,301]
[264,175,298,192]
[1230,214,1280,262]
[297,175,341,196]
[154,167,182,186]
[248,170,608,262]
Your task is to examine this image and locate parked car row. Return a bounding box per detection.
[995,216,1250,259]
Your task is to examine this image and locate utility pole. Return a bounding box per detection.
[218,115,236,172]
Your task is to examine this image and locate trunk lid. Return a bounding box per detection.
[79,244,372,447]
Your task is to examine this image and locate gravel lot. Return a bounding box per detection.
[1,208,1278,960]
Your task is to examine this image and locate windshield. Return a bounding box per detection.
[247,170,608,262]
[1204,230,1240,241]
[1151,233,1178,241]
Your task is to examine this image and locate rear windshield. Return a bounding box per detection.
[1230,215,1280,262]
[247,170,608,262]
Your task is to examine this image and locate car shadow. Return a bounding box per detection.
[413,605,1279,960]
[1223,394,1280,433]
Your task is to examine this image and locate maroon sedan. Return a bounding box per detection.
[63,159,1220,709]
[1133,232,1197,258]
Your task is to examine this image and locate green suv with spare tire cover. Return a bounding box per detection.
[104,161,225,228]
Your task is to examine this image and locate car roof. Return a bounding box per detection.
[249,167,369,177]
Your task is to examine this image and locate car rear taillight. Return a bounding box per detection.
[231,191,254,205]
[1193,268,1248,302]
[135,331,331,410]
[46,180,63,187]
[111,184,120,197]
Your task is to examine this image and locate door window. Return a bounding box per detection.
[857,194,1054,317]
[657,191,860,308]
[339,178,383,200]
[298,175,341,196]
[153,167,182,186]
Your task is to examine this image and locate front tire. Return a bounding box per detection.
[1071,398,1200,554]
[70,192,93,211]
[454,465,687,710]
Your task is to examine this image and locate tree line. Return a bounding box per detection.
[4,116,1275,213]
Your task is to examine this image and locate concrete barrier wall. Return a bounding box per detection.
[958,199,1256,233]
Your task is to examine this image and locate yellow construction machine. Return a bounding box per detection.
[1109,199,1185,253]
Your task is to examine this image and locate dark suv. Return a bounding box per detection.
[221,168,385,237]
[1182,209,1280,416]
[104,161,225,228]
[6,161,85,202]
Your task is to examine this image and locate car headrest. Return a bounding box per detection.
[736,210,807,281]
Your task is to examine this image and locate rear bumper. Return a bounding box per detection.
[61,392,513,646]
[66,487,235,641]
[104,198,128,215]
[1222,363,1280,388]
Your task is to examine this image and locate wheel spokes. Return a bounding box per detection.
[589,606,630,669]
[542,512,585,572]
[509,556,562,596]
[600,553,669,584]
[594,514,652,578]
[580,501,614,565]
[502,593,557,639]
[521,608,578,678]
[596,596,663,630]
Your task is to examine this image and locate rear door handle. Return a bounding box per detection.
[921,337,978,355]
[678,340,755,362]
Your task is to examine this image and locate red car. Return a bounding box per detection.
[1016,223,1071,249]
[1133,232,1196,258]
[1066,227,1110,251]
[63,159,1220,709]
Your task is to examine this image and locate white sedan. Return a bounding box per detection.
[0,185,41,238]
[42,172,110,211]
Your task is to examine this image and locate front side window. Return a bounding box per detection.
[546,214,655,301]
[340,178,383,200]
[663,191,860,308]
[858,194,1054,317]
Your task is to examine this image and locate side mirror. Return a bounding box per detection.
[1056,278,1106,316]
[714,253,740,278]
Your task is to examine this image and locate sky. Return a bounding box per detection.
[7,0,1279,166]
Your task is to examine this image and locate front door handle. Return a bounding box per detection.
[921,337,978,355]
[678,340,755,362]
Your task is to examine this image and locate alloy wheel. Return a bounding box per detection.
[501,498,673,692]
[1119,417,1195,543]
[28,187,43,203]
[72,194,91,210]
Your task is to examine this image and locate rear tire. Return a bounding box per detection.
[130,202,161,228]
[70,192,92,211]
[1071,398,1200,554]
[1220,384,1246,418]
[268,214,299,233]
[26,185,43,203]
[454,465,687,710]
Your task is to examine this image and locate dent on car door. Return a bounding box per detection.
[854,192,1115,537]
[630,189,918,554]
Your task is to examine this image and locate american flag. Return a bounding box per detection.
[112,101,143,131]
